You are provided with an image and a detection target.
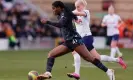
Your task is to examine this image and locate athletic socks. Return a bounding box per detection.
[110,48,116,58]
[73,53,81,75]
[46,57,55,72]
[110,47,122,57]
[92,59,108,72]
[116,47,122,57]
[100,55,119,62]
[116,47,120,53]
[46,54,114,73]
[73,54,110,73]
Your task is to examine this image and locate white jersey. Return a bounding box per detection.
[75,10,92,37]
[102,14,121,36]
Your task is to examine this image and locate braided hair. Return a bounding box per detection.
[52,1,77,20]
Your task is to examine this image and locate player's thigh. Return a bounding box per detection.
[83,36,94,51]
[48,45,71,58]
[90,48,100,60]
[74,45,94,62]
[82,36,99,59]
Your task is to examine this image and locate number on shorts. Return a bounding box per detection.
[73,39,77,44]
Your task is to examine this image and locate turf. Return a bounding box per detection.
[0,49,133,80]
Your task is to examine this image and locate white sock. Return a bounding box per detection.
[100,55,119,62]
[73,53,81,75]
[115,47,122,56]
[106,69,115,80]
[110,48,117,58]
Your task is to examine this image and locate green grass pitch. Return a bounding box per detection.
[0,49,133,80]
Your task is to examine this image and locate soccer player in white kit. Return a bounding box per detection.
[67,0,127,80]
[101,5,127,68]
[102,5,123,58]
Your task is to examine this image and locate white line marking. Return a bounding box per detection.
[73,60,133,69]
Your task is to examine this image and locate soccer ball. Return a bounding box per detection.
[28,71,39,80]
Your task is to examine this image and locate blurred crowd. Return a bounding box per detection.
[119,19,133,38]
[0,0,133,40]
[0,0,59,40]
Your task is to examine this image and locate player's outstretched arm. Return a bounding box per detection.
[41,18,65,28]
[72,10,86,17]
[101,16,107,27]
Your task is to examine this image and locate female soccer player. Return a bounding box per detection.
[101,5,124,59]
[67,0,127,80]
[37,1,114,80]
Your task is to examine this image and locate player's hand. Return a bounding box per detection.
[41,18,48,24]
[101,23,107,27]
[72,10,77,15]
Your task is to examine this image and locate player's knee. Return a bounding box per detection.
[90,54,100,61]
[47,53,51,58]
[89,59,94,63]
[111,44,116,48]
[95,57,100,61]
[111,43,116,47]
[90,49,100,60]
[95,54,101,60]
[47,51,54,58]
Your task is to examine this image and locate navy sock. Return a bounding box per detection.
[92,58,108,72]
[46,57,55,72]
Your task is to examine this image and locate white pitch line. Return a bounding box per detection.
[72,60,133,69]
[81,64,122,69]
[81,60,133,65]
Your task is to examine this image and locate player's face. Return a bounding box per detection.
[108,7,114,15]
[52,6,62,15]
[75,2,84,11]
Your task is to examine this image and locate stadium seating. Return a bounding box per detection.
[30,0,133,19]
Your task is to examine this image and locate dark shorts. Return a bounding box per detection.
[107,34,119,45]
[82,35,94,51]
[62,38,84,51]
[112,34,119,41]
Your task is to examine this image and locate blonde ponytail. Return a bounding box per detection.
[82,0,87,6]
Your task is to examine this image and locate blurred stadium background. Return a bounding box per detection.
[0,0,133,80]
[0,0,133,50]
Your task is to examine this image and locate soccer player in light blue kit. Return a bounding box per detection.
[67,0,127,80]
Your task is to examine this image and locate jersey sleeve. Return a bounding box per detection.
[102,16,107,24]
[46,21,61,28]
[83,10,90,23]
[84,10,90,18]
[47,15,68,28]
